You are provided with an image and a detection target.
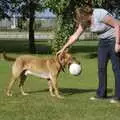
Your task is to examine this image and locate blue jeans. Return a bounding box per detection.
[97,38,120,98]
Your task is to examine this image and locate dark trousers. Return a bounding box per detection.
[97,38,120,98]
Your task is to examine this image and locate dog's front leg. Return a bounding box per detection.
[20,86,29,96]
[51,76,64,99]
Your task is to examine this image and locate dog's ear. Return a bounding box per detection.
[58,53,65,63]
[56,53,65,72]
[56,48,70,65]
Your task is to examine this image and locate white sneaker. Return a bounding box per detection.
[90,96,106,101]
[90,96,97,100]
[110,99,119,104]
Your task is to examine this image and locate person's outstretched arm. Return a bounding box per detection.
[57,24,84,54]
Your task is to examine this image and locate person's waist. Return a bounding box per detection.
[97,27,111,35]
[99,37,115,46]
[98,28,115,39]
[100,37,115,41]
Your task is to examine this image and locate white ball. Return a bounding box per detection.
[69,63,81,76]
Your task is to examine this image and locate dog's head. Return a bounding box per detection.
[56,50,80,70]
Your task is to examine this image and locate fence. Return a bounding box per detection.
[0,17,56,31]
[0,17,56,41]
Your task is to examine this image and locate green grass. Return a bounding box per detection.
[0,40,120,120]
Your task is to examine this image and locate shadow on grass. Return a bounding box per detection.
[0,40,52,54]
[84,52,98,59]
[27,88,112,96]
[71,45,97,53]
[71,45,98,59]
[60,88,112,96]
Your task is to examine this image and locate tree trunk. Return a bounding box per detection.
[29,2,36,54]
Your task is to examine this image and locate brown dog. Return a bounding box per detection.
[3,51,78,98]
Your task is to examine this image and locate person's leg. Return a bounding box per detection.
[90,45,109,100]
[96,46,109,98]
[109,44,120,102]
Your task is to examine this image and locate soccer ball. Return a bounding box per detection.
[69,63,81,76]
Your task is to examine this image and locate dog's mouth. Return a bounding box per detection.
[68,61,80,69]
[68,62,72,68]
[68,57,80,68]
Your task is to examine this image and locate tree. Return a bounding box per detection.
[92,0,104,7]
[0,0,11,20]
[44,0,90,53]
[44,0,74,53]
[92,0,120,19]
[103,0,120,19]
[10,0,45,53]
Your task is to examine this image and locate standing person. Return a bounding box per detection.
[57,4,120,103]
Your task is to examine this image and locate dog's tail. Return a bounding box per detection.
[1,52,16,62]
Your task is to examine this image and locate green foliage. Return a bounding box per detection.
[92,0,104,7]
[51,15,74,53]
[44,0,83,53]
[103,0,120,19]
[0,0,11,20]
[44,0,70,15]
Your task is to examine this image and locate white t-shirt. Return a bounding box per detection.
[90,8,115,39]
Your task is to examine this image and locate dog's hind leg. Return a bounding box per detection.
[48,80,55,97]
[19,74,28,96]
[6,76,17,96]
[6,61,24,96]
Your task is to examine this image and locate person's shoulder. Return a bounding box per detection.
[93,8,108,13]
[93,8,110,21]
[93,8,109,18]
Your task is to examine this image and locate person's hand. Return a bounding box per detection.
[115,43,120,53]
[56,48,65,56]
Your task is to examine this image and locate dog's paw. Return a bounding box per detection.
[57,95,64,99]
[50,93,55,97]
[22,92,29,96]
[6,93,12,96]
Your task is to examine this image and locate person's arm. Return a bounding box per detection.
[57,24,84,54]
[103,16,120,43]
[103,16,120,52]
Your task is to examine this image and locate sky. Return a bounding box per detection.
[36,8,56,18]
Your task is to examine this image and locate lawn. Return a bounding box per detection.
[0,40,120,120]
